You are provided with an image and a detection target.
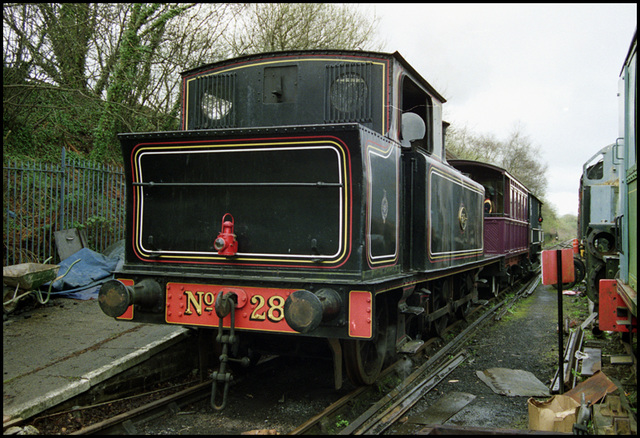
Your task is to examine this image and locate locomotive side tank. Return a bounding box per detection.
[99,50,502,397]
[448,160,542,291]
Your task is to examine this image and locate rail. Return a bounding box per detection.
[292,274,542,435]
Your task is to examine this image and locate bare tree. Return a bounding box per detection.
[446,125,503,164]
[134,4,243,127]
[3,3,56,130]
[39,3,96,91]
[445,123,548,199]
[225,3,382,56]
[4,3,93,89]
[499,126,548,197]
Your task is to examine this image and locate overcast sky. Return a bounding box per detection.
[363,3,636,216]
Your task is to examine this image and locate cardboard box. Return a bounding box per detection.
[528,395,581,433]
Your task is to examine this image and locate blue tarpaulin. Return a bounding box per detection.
[47,247,123,300]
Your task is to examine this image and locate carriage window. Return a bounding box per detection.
[481,180,504,216]
[401,77,432,153]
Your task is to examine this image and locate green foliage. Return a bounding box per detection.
[3,86,102,162]
[335,415,350,428]
[227,4,382,56]
[73,215,119,250]
[4,153,125,264]
[3,170,59,263]
[501,294,535,322]
[5,3,379,164]
[2,82,177,164]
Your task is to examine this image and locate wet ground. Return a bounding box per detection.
[389,283,562,433]
[388,282,635,434]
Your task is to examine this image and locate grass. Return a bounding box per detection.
[500,293,534,322]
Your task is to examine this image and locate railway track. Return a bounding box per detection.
[293,274,542,435]
[71,381,212,435]
[63,274,541,435]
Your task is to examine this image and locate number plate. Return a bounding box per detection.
[166,283,296,333]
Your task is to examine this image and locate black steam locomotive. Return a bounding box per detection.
[98,50,543,407]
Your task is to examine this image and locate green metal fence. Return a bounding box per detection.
[3,149,125,266]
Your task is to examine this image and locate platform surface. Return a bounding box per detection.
[3,298,187,422]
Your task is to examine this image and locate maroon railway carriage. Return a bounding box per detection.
[449,160,543,290]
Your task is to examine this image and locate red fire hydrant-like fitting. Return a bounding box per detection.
[214,213,238,256]
[572,238,580,255]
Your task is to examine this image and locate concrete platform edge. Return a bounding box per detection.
[4,327,189,422]
[83,328,189,385]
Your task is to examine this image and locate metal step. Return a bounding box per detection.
[398,303,425,315]
[398,339,424,354]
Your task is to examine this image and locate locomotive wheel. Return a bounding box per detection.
[573,257,586,284]
[344,299,388,386]
[454,273,474,319]
[430,283,449,337]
